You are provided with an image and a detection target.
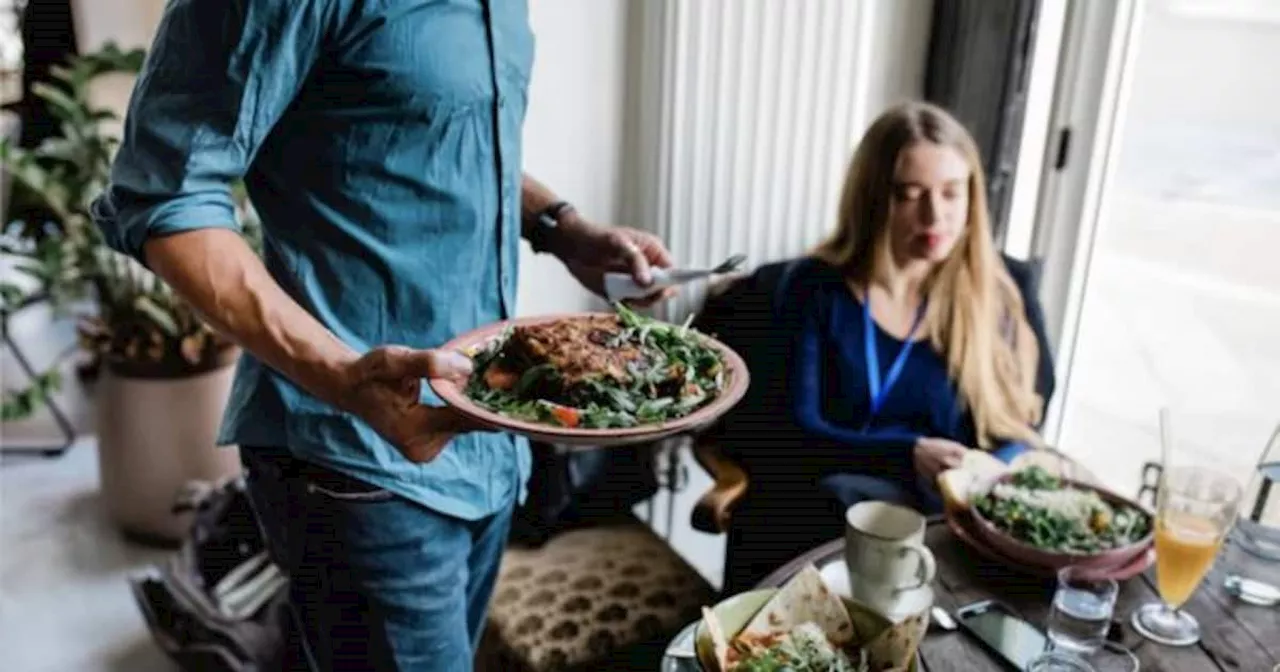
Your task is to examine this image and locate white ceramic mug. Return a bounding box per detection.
[844,501,937,614]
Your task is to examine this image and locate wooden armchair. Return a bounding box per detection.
[690,436,1101,535]
[683,254,1077,536]
[682,260,797,535]
[690,434,748,534]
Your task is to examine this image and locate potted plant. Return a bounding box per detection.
[1,43,261,543]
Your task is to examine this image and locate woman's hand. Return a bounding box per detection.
[913,437,969,483]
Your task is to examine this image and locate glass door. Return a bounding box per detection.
[1028,0,1280,502]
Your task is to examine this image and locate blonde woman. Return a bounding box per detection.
[720,101,1054,591]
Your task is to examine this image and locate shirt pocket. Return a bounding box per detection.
[327,5,501,118]
[300,463,396,504]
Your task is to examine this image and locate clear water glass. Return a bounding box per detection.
[1237,420,1280,561]
[1026,650,1095,672]
[1046,566,1118,654]
[1222,525,1280,607]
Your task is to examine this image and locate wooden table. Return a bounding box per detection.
[756,517,1279,672]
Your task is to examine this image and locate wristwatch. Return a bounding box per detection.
[527,200,576,253]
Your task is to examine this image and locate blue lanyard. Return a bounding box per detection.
[863,295,927,423]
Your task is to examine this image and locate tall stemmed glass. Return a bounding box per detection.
[1131,409,1244,646]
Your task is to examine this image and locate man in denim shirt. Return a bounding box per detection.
[90,1,674,669]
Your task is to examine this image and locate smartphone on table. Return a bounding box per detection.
[954,599,1050,671]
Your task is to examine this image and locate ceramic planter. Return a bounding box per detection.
[95,348,243,544]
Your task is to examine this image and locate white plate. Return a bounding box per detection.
[818,558,936,625]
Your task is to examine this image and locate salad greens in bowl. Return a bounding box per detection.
[969,466,1154,571]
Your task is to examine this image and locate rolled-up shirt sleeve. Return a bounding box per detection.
[91,0,333,266]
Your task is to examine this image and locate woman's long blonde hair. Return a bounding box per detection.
[813,101,1044,449]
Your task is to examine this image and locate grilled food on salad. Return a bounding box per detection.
[718,620,870,672]
[463,303,727,429]
[973,466,1151,554]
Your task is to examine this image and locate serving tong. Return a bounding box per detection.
[605,253,748,302]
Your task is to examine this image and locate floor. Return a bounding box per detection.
[0,433,725,672]
[0,441,175,672]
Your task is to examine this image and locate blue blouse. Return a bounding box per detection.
[788,260,1027,482]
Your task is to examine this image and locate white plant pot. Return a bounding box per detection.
[95,352,244,544]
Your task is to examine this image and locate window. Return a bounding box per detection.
[1030,0,1280,498]
[0,0,22,106]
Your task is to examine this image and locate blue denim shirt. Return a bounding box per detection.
[90,0,534,521]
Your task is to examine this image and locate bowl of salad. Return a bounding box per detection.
[694,564,926,672]
[968,466,1155,572]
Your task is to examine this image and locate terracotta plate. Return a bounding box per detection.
[946,508,1155,581]
[969,473,1155,573]
[428,312,751,448]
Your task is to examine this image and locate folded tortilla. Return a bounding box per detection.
[701,563,928,671]
[738,564,855,647]
[702,606,733,672]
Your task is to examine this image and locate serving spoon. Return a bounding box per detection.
[605,253,748,301]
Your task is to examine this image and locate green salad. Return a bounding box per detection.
[463,303,727,429]
[973,466,1151,554]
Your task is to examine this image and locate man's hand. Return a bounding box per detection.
[547,216,678,307]
[326,346,483,463]
[913,437,969,483]
[141,230,485,465]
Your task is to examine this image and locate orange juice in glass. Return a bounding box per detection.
[1154,511,1225,608]
[1133,465,1241,647]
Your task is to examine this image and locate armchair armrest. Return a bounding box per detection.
[690,434,749,534]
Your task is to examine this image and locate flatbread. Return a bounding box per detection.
[938,450,1010,510]
[738,564,855,647]
[863,610,929,672]
[702,606,732,672]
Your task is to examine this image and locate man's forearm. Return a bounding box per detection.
[520,174,589,257]
[142,228,357,406]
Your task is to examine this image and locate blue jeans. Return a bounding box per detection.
[240,446,514,672]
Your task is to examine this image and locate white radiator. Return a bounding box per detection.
[622,0,886,322]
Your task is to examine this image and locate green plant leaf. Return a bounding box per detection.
[31,82,85,123]
[133,294,181,336]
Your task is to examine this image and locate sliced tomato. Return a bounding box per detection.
[483,365,519,391]
[549,405,581,428]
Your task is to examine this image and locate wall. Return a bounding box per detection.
[864,0,934,125]
[515,0,625,316]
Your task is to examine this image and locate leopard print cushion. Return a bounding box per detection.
[482,523,713,671]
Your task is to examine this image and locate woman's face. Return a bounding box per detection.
[886,141,972,264]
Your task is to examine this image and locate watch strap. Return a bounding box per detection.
[529,201,575,253]
[537,201,575,228]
